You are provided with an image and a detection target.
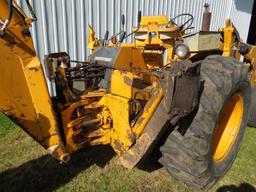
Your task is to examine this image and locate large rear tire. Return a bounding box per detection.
[159,56,251,190]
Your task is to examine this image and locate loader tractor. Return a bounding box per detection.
[1,0,256,190]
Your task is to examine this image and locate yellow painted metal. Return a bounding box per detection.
[0,0,68,161]
[140,16,169,26]
[146,21,164,45]
[250,70,256,88]
[0,1,35,54]
[89,16,177,65]
[12,0,29,21]
[5,1,254,167]
[243,44,256,88]
[56,44,161,155]
[132,82,163,138]
[97,86,163,154]
[61,99,103,153]
[133,16,177,64]
[219,19,234,57]
[60,65,163,155]
[0,4,170,159]
[212,93,244,163]
[24,58,69,161]
[88,24,100,50]
[244,44,256,67]
[99,94,135,154]
[114,47,148,70]
[110,70,134,98]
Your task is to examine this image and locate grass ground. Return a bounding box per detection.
[0,112,256,192]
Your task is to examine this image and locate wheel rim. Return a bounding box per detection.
[212,93,244,163]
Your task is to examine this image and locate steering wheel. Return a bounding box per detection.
[0,0,13,36]
[167,13,194,32]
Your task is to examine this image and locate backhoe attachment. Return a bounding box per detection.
[0,0,69,162]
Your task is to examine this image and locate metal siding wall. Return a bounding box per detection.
[229,0,254,42]
[19,0,252,94]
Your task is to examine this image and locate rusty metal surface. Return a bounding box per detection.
[117,98,169,169]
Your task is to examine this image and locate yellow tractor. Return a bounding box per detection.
[1,0,256,190]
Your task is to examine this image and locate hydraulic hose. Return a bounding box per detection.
[0,0,13,37]
[24,0,37,21]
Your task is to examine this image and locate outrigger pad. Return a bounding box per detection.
[161,60,201,125]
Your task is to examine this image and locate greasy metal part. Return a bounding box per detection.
[45,52,78,103]
[81,118,101,127]
[117,98,169,169]
[44,52,70,80]
[167,60,201,124]
[118,60,201,168]
[61,98,103,153]
[117,88,164,168]
[201,3,211,31]
[241,43,256,66]
[239,43,256,87]
[239,43,250,55]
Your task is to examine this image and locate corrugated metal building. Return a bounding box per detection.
[18,0,254,61]
[17,0,254,93]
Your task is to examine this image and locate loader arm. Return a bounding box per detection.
[0,0,69,162]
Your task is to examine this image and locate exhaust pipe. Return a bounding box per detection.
[201,3,212,31]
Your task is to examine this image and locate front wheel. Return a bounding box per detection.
[159,56,251,190]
